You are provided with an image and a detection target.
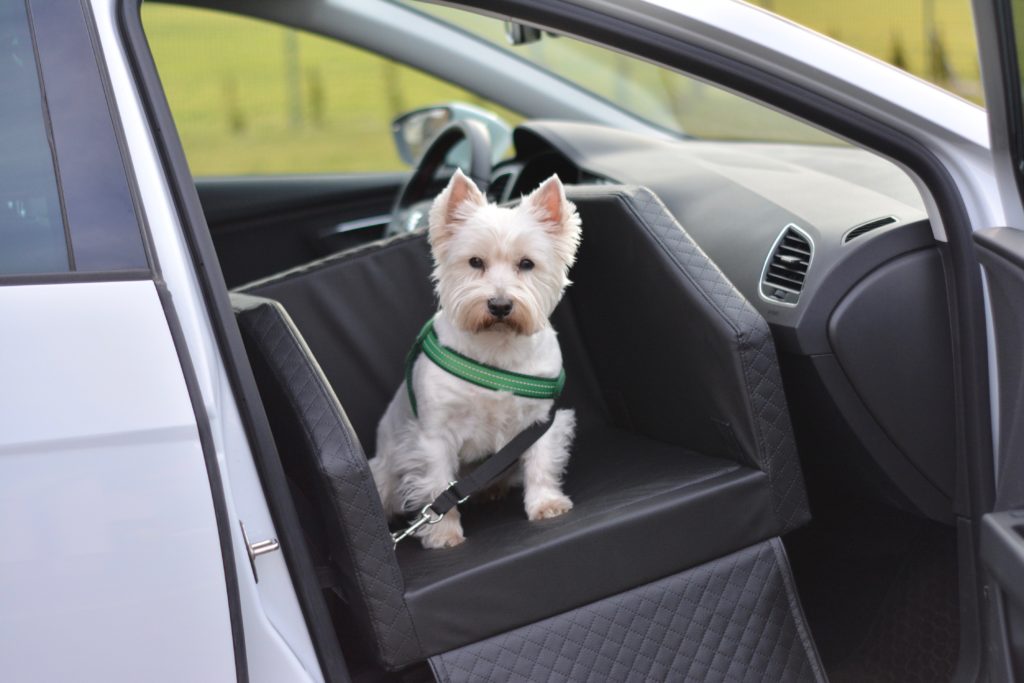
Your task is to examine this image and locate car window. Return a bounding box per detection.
[0,1,70,275]
[141,4,523,176]
[746,0,983,105]
[400,2,843,146]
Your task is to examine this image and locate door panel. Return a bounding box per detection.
[976,229,1024,509]
[198,172,406,287]
[971,0,1024,675]
[0,281,236,681]
[976,228,1024,682]
[981,512,1024,680]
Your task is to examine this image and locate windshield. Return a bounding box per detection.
[405,3,841,145]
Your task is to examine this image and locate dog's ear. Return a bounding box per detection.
[524,175,582,264]
[429,169,486,252]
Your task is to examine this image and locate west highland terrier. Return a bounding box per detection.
[369,169,582,549]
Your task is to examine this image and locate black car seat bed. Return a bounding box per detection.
[232,186,826,682]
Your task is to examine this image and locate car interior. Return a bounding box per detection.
[139,2,969,681]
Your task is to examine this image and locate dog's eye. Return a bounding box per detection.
[518,258,535,271]
[469,257,485,269]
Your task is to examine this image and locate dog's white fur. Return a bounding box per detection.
[369,170,582,549]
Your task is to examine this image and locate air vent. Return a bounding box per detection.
[843,216,897,243]
[760,225,813,305]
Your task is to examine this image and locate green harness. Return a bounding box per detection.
[405,317,565,417]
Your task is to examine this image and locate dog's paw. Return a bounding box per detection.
[419,520,465,549]
[528,494,573,521]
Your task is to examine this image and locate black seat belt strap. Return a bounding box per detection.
[391,411,555,546]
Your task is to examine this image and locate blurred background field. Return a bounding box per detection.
[143,4,520,175]
[750,0,982,101]
[142,0,982,176]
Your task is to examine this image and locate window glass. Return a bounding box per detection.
[142,4,523,176]
[403,3,842,146]
[747,0,983,105]
[0,1,69,275]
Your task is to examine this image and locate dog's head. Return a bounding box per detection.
[427,169,582,336]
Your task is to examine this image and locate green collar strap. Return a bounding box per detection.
[405,317,565,417]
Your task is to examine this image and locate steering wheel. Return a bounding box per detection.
[385,120,493,237]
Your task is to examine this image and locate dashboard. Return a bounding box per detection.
[495,121,958,522]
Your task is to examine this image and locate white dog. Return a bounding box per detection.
[369,169,582,549]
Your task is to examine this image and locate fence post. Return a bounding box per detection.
[284,30,303,129]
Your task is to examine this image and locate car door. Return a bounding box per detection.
[0,1,242,679]
[968,1,1024,679]
[141,3,521,288]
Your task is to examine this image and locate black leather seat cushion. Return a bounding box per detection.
[235,185,809,667]
[399,427,776,655]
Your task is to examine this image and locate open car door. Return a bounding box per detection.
[970,1,1024,678]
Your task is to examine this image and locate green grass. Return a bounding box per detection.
[142,1,982,176]
[759,0,982,98]
[143,4,522,175]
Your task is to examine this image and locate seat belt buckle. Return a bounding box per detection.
[391,504,444,547]
[391,481,471,547]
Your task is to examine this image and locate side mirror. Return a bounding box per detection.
[392,103,512,167]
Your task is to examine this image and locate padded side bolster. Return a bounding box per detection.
[566,185,809,533]
[429,538,827,683]
[238,231,436,457]
[232,294,424,669]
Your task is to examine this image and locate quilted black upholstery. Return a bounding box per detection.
[232,294,422,668]
[430,539,827,683]
[239,231,437,458]
[234,185,813,671]
[566,186,809,532]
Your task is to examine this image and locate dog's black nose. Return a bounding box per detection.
[487,297,513,318]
